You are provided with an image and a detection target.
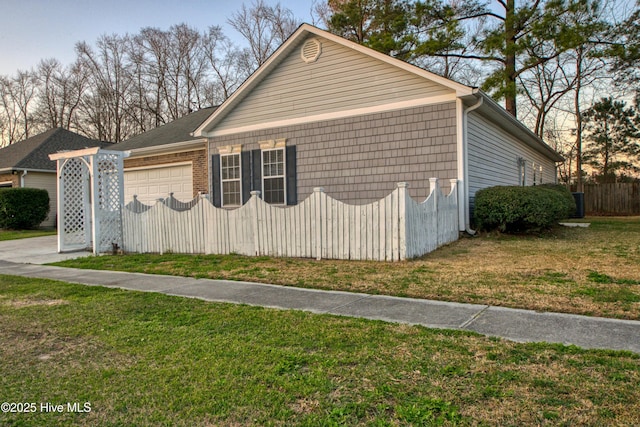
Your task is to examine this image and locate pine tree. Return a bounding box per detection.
[582,97,640,181]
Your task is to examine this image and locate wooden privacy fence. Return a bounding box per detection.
[121,179,459,261]
[584,183,640,215]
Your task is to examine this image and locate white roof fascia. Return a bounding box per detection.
[194,23,476,137]
[124,139,207,158]
[0,167,56,174]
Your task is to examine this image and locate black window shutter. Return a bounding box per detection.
[241,151,251,204]
[211,154,221,208]
[286,145,297,205]
[251,149,262,196]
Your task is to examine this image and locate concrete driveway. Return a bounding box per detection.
[0,235,92,264]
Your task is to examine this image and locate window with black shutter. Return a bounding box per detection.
[220,153,241,206]
[262,148,286,204]
[211,142,296,208]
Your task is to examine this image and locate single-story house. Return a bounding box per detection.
[0,128,111,227]
[192,24,563,232]
[112,107,216,204]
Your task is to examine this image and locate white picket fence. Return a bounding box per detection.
[121,179,459,261]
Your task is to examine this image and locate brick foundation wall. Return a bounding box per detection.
[124,149,208,197]
[0,173,19,187]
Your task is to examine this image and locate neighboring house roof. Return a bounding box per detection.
[0,128,112,173]
[194,23,562,163]
[113,107,217,154]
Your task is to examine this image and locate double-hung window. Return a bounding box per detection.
[518,157,526,186]
[221,153,242,206]
[262,148,286,204]
[212,140,295,208]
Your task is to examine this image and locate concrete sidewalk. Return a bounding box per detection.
[0,253,638,354]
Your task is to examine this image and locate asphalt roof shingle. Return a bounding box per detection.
[0,128,112,172]
[112,107,217,152]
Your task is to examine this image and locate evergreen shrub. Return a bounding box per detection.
[0,188,50,229]
[474,185,575,232]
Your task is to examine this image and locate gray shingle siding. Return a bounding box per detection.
[209,102,458,204]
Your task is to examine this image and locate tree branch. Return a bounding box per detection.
[430,52,505,63]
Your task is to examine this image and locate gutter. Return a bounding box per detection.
[20,169,28,187]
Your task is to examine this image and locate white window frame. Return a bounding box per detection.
[259,139,287,205]
[219,145,243,207]
[518,157,526,186]
[0,181,13,188]
[538,164,543,185]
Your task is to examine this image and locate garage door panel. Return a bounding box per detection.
[124,164,193,204]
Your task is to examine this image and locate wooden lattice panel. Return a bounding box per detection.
[95,152,125,253]
[60,158,90,250]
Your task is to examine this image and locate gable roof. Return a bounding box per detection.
[193,23,562,163]
[113,107,217,153]
[0,128,112,173]
[194,24,476,138]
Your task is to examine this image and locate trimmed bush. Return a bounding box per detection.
[0,188,50,229]
[539,183,577,218]
[474,185,576,233]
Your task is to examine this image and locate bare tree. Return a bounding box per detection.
[0,70,39,145]
[164,24,208,119]
[519,51,578,139]
[131,27,172,130]
[75,34,135,142]
[0,75,20,146]
[202,26,248,104]
[0,5,302,144]
[35,58,87,131]
[228,0,299,70]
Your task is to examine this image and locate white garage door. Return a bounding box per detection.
[124,163,193,204]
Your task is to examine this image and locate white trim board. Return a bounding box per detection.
[206,94,457,137]
[124,161,193,172]
[124,139,207,158]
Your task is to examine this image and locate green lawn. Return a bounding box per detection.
[0,229,56,241]
[0,275,638,426]
[54,217,640,320]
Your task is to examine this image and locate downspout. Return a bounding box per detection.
[461,95,483,235]
[206,138,212,198]
[20,169,28,187]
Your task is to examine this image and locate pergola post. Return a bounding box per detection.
[50,148,129,254]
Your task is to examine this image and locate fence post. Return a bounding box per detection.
[396,182,408,261]
[429,178,439,210]
[449,179,458,197]
[251,191,261,256]
[314,187,324,260]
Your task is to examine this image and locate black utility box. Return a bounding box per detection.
[572,192,585,218]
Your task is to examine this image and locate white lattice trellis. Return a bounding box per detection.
[50,148,129,254]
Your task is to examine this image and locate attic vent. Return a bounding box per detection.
[301,38,322,63]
